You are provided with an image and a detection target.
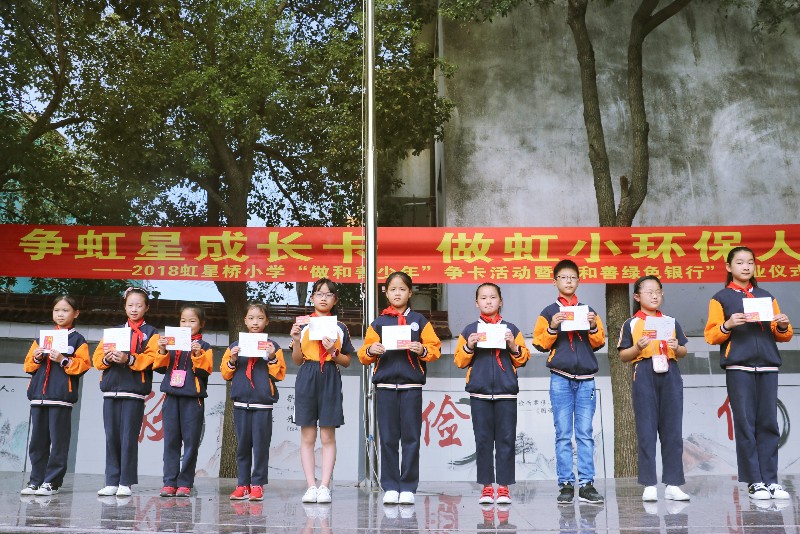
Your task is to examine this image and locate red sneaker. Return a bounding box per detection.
[160,486,177,497]
[479,485,495,504]
[175,487,191,497]
[249,485,264,501]
[496,485,512,504]
[229,485,250,500]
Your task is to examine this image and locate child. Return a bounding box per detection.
[21,295,91,496]
[93,287,159,497]
[289,279,355,504]
[358,272,442,505]
[454,283,530,505]
[221,302,286,502]
[532,259,605,504]
[617,275,690,502]
[154,304,214,497]
[704,246,792,500]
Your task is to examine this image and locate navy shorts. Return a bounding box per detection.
[294,361,344,427]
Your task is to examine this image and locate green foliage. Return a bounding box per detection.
[438,0,543,21]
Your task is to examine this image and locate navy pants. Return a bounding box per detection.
[470,398,517,486]
[28,405,72,488]
[233,408,273,486]
[377,388,422,493]
[632,358,685,486]
[726,370,780,485]
[103,398,145,486]
[162,395,204,488]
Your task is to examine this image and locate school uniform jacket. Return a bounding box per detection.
[533,300,606,379]
[358,309,442,388]
[453,319,530,399]
[220,340,286,409]
[24,329,91,407]
[92,323,159,400]
[293,319,356,364]
[617,316,689,363]
[704,286,793,370]
[154,340,214,398]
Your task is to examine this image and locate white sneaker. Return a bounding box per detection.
[316,485,332,503]
[383,490,399,504]
[398,491,415,505]
[748,482,771,500]
[35,483,59,496]
[116,485,132,497]
[97,486,118,496]
[21,484,38,496]
[302,486,318,503]
[665,485,690,501]
[768,483,790,499]
[642,486,658,501]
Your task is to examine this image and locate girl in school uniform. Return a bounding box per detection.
[93,287,159,497]
[221,302,286,502]
[154,304,214,497]
[617,275,690,502]
[454,283,530,505]
[290,278,355,504]
[704,246,792,500]
[358,272,442,506]
[21,295,91,496]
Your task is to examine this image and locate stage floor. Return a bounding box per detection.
[0,473,797,532]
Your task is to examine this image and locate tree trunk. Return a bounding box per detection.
[215,280,248,479]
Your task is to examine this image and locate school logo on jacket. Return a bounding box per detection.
[410,322,419,331]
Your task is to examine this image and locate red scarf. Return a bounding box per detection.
[381,306,416,370]
[727,282,763,330]
[480,313,505,371]
[312,312,333,373]
[557,295,582,351]
[175,333,203,371]
[634,310,669,356]
[128,318,145,353]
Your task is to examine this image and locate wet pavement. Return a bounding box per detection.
[1,473,798,532]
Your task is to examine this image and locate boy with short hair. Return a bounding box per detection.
[533,259,606,504]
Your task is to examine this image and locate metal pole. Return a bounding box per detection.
[363,0,379,488]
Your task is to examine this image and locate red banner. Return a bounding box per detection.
[1,224,798,284]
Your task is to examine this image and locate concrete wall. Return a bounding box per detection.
[437,3,800,332]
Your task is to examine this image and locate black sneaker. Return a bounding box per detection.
[578,482,604,503]
[557,482,574,504]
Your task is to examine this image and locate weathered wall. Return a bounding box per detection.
[439,3,800,332]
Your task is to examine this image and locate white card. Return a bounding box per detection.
[477,323,508,349]
[238,333,270,358]
[39,329,69,354]
[102,327,131,352]
[164,326,192,351]
[560,305,590,331]
[309,315,338,341]
[743,297,774,322]
[382,325,412,350]
[643,315,676,341]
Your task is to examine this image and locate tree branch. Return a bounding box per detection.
[643,0,694,38]
[265,157,303,223]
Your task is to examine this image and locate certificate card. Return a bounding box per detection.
[477,323,508,349]
[164,326,192,351]
[560,305,590,332]
[309,315,338,341]
[382,325,412,350]
[743,297,774,322]
[238,333,270,358]
[39,329,69,354]
[103,327,131,352]
[643,315,675,341]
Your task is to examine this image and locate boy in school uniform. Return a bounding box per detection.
[533,259,606,504]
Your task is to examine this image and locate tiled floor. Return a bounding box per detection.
[1,473,797,532]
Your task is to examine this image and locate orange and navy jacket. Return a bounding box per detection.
[533,300,606,379]
[24,329,91,407]
[92,323,158,400]
[220,340,286,409]
[358,309,442,388]
[617,316,688,364]
[454,319,530,399]
[154,340,213,398]
[704,286,793,370]
[291,319,356,370]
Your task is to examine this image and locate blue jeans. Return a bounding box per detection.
[550,374,596,485]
